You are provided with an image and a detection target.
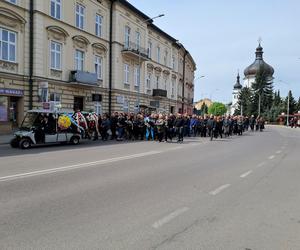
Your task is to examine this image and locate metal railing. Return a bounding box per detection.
[122,42,149,58]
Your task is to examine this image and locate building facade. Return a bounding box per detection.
[0,0,196,134]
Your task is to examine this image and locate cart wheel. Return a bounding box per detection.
[10,138,19,148]
[19,138,31,149]
[70,136,80,145]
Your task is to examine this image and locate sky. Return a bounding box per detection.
[128,0,300,103]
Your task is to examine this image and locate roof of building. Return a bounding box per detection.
[233,73,242,89]
[116,0,196,67]
[244,43,274,77]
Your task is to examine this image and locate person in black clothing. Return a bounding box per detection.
[201,116,208,137]
[174,113,184,142]
[110,112,118,140]
[165,115,174,142]
[101,114,110,141]
[125,114,134,140]
[136,114,145,140]
[249,115,255,132]
[116,113,126,141]
[183,115,191,137]
[215,116,223,139]
[207,115,215,137]
[155,114,165,142]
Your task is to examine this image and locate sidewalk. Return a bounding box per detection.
[0,134,13,145]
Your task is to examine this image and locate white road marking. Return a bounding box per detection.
[167,146,183,151]
[152,207,189,229]
[276,150,282,154]
[257,162,266,168]
[268,155,275,160]
[209,184,231,196]
[0,151,161,182]
[240,170,253,178]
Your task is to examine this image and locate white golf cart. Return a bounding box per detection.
[10,110,82,149]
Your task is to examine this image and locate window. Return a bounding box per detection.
[76,4,85,29]
[124,26,130,48]
[50,41,61,70]
[147,41,152,58]
[172,56,176,70]
[146,73,151,89]
[124,64,129,84]
[95,56,103,80]
[164,51,168,66]
[0,96,8,122]
[171,79,175,96]
[95,14,102,37]
[50,93,61,102]
[135,31,140,50]
[134,66,140,87]
[156,76,160,89]
[50,0,61,20]
[157,47,160,64]
[123,98,129,113]
[0,28,16,62]
[75,50,84,71]
[38,83,49,103]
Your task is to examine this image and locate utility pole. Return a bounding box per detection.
[287,90,290,126]
[258,93,261,116]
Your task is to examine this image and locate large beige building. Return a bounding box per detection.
[0,0,196,134]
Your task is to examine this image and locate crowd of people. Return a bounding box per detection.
[79,111,266,143]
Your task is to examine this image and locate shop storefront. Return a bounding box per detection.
[0,88,24,134]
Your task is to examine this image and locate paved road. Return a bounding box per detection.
[0,126,300,250]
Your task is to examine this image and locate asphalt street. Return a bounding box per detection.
[0,126,300,250]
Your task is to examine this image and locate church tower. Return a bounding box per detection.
[231,72,242,115]
[243,41,274,88]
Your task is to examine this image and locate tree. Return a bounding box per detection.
[235,87,252,116]
[200,102,208,115]
[273,90,282,107]
[296,97,300,112]
[284,90,297,115]
[252,65,274,116]
[208,102,227,116]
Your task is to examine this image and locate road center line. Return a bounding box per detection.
[268,155,275,160]
[0,151,161,182]
[257,162,266,168]
[240,170,253,178]
[152,207,189,229]
[209,184,231,196]
[276,150,282,154]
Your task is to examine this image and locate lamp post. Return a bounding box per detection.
[137,14,165,113]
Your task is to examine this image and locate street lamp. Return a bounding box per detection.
[279,80,290,126]
[136,14,165,113]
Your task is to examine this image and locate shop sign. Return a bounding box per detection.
[0,88,24,96]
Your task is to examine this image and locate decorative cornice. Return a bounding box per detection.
[46,26,69,43]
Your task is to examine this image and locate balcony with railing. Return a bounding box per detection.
[69,70,99,86]
[122,42,149,61]
[153,89,167,98]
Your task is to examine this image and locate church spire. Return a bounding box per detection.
[256,37,264,59]
[233,71,242,89]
